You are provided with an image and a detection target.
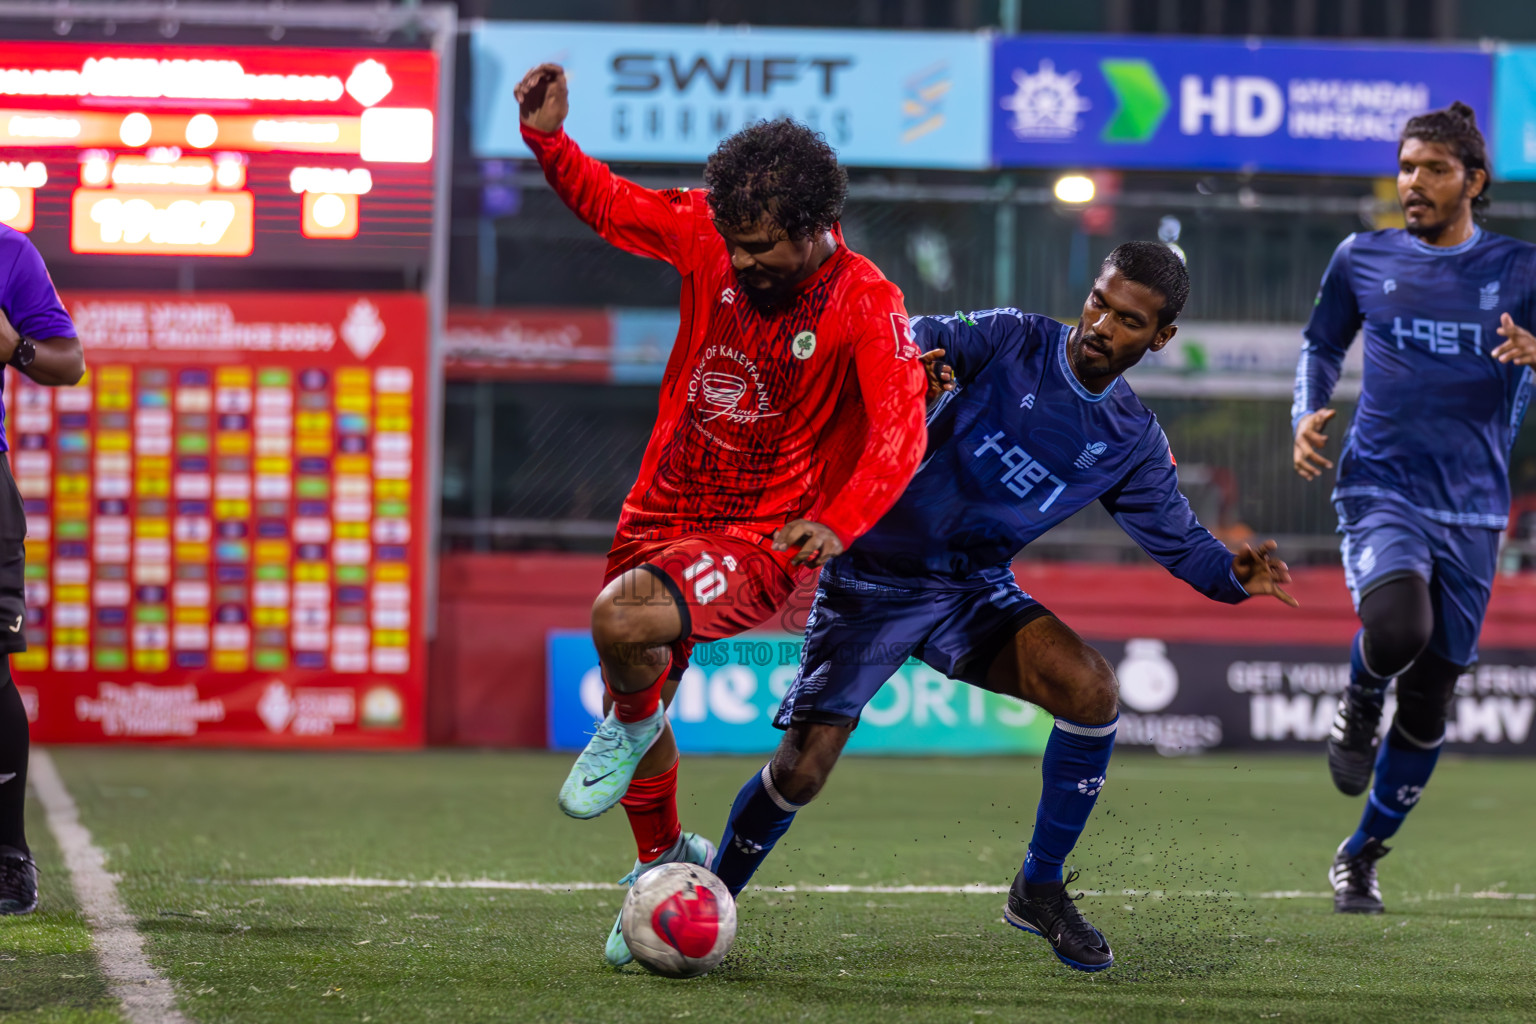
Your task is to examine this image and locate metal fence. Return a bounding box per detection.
[442,169,1536,567]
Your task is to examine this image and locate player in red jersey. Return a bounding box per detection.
[515,65,928,965]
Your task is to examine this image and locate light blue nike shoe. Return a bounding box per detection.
[557,708,666,819]
[605,831,718,967]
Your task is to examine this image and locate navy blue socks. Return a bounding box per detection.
[711,764,803,896]
[1023,716,1118,885]
[1344,718,1442,855]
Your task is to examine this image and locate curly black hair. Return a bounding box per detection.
[1102,241,1189,328]
[704,119,847,240]
[1400,100,1490,209]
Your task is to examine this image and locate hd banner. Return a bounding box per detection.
[548,630,1536,757]
[471,22,991,168]
[991,36,1491,174]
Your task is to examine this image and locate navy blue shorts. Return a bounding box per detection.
[773,570,1052,729]
[1337,496,1500,667]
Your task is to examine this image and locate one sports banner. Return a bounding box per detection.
[12,292,431,746]
[471,22,991,169]
[547,629,1054,756]
[992,36,1492,174]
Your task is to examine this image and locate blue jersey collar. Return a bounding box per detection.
[1407,224,1482,256]
[1057,323,1118,402]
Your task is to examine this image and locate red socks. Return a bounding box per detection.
[607,656,671,724]
[621,761,681,862]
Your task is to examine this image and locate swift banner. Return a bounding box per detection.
[547,630,1054,756]
[471,22,990,168]
[12,292,430,747]
[992,36,1491,174]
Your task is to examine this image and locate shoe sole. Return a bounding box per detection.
[0,903,37,916]
[1327,743,1375,797]
[1002,906,1114,973]
[557,725,667,820]
[1334,902,1384,915]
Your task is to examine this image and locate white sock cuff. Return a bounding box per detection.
[1053,715,1119,738]
[760,763,804,813]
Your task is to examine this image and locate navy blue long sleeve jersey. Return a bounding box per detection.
[1292,227,1536,530]
[829,308,1247,602]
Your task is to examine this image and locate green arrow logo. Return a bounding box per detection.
[1100,59,1168,143]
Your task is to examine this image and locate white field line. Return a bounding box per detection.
[240,877,1536,902]
[30,749,191,1024]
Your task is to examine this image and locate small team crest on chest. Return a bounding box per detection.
[791,330,817,359]
[1480,281,1500,310]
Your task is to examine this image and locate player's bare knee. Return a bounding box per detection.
[1076,651,1119,725]
[590,585,668,650]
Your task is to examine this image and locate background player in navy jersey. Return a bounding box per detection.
[0,226,87,915]
[1293,103,1536,915]
[708,242,1296,973]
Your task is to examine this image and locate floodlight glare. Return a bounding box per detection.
[1054,175,1095,204]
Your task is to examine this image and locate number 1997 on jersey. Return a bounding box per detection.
[1391,316,1484,356]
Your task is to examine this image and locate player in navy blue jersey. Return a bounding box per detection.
[1292,103,1536,915]
[707,242,1297,973]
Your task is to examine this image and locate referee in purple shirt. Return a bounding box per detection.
[0,224,86,915]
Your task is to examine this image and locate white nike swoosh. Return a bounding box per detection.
[0,773,15,784]
[7,615,20,632]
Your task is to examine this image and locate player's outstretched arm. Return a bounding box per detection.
[1293,407,1336,481]
[515,63,701,270]
[1105,427,1288,605]
[1232,539,1298,607]
[1493,313,1536,365]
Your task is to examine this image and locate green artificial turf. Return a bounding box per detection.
[0,783,123,1024]
[12,748,1536,1023]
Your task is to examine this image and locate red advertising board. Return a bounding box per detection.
[442,307,611,381]
[11,292,429,746]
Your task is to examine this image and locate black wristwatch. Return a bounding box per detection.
[8,336,35,370]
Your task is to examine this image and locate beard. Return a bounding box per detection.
[1402,192,1462,241]
[738,270,793,312]
[1404,208,1449,239]
[1071,327,1116,378]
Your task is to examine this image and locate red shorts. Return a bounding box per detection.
[604,532,801,674]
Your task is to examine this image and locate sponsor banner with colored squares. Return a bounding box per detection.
[11,292,429,746]
[471,23,991,169]
[991,36,1491,174]
[547,630,1053,756]
[1493,48,1536,180]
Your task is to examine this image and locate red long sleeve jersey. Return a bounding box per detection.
[523,125,928,549]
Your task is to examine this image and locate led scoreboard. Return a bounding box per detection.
[0,38,445,746]
[0,42,439,268]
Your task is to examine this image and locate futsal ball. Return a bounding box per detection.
[620,862,737,978]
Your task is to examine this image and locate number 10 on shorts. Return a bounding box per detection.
[683,554,728,605]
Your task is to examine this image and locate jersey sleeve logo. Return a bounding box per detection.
[891,311,919,361]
